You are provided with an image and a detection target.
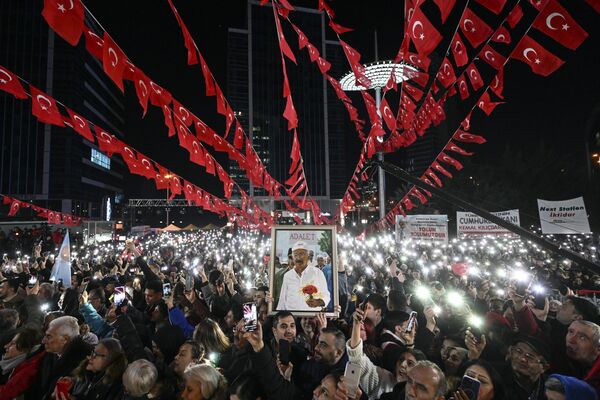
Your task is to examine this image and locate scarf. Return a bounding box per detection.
[0,352,27,374]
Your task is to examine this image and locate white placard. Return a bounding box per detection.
[457,209,520,238]
[537,197,591,234]
[396,214,449,244]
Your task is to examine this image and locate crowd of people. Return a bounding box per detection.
[1,227,600,400]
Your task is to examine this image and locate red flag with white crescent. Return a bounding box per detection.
[432,161,453,178]
[507,5,524,28]
[379,97,397,131]
[234,120,244,150]
[532,0,588,50]
[451,35,469,67]
[466,63,484,91]
[133,68,150,116]
[42,0,84,46]
[137,153,157,179]
[459,8,493,48]
[291,23,309,49]
[167,0,199,65]
[173,99,193,127]
[480,45,506,70]
[205,154,216,176]
[94,126,119,156]
[199,54,216,97]
[453,129,487,144]
[29,85,65,127]
[0,65,27,99]
[477,91,505,116]
[66,108,94,142]
[283,96,298,130]
[162,105,175,137]
[84,28,104,60]
[436,57,457,88]
[102,33,126,92]
[438,152,463,170]
[445,141,474,156]
[408,6,443,56]
[189,136,206,167]
[328,20,353,34]
[492,26,511,44]
[148,80,172,107]
[512,35,565,76]
[456,75,470,100]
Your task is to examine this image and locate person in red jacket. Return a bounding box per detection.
[0,328,46,400]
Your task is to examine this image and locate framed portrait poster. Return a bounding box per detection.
[269,225,338,317]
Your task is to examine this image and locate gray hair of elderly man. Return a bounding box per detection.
[48,315,80,339]
[573,320,600,346]
[410,360,448,398]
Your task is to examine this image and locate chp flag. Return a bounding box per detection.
[50,230,72,287]
[537,197,591,234]
[395,215,449,244]
[457,209,520,238]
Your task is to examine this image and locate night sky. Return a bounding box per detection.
[84,0,600,221]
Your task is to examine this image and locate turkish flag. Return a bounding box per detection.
[404,84,423,101]
[102,33,126,92]
[475,0,506,14]
[433,0,456,23]
[507,5,523,28]
[224,103,234,138]
[459,8,493,48]
[533,0,588,50]
[94,126,119,156]
[480,45,506,70]
[477,91,505,115]
[492,26,511,44]
[162,105,175,137]
[432,161,453,178]
[456,75,470,100]
[318,0,335,17]
[0,65,27,99]
[48,211,61,225]
[234,120,244,150]
[283,96,298,130]
[189,136,206,167]
[167,0,199,65]
[289,131,301,174]
[199,54,216,97]
[5,198,24,217]
[173,99,194,127]
[425,169,443,186]
[339,40,371,88]
[408,6,443,56]
[379,98,397,131]
[490,69,504,98]
[445,141,474,156]
[274,12,297,64]
[154,165,171,190]
[528,0,550,10]
[29,85,65,127]
[404,52,431,71]
[451,35,469,67]
[205,154,216,176]
[42,0,84,46]
[137,153,157,179]
[66,108,94,142]
[169,176,182,200]
[133,68,150,116]
[149,81,172,107]
[329,20,353,34]
[453,129,487,144]
[401,197,416,211]
[183,180,196,204]
[436,57,457,88]
[291,23,308,49]
[84,28,104,60]
[409,188,428,204]
[466,63,484,91]
[512,35,565,76]
[439,152,463,170]
[316,57,331,74]
[306,43,320,63]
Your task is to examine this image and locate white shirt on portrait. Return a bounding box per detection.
[276,265,331,311]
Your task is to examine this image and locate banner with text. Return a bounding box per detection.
[537,197,591,234]
[396,215,449,244]
[457,210,520,238]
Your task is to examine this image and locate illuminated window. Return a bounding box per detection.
[91,149,111,170]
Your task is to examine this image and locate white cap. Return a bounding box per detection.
[292,241,309,251]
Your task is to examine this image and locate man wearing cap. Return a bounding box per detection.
[276,241,330,311]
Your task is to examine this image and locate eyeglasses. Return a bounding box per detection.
[90,351,107,359]
[511,346,543,364]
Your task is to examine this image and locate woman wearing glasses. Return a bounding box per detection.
[57,338,128,400]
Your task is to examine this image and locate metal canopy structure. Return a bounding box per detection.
[128,199,202,207]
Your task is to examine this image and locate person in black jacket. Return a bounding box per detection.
[25,315,93,400]
[68,338,128,400]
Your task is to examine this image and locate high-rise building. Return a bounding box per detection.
[0,1,126,220]
[227,0,354,213]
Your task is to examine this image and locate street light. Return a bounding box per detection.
[340,60,417,220]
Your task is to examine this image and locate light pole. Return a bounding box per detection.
[340,60,417,220]
[165,174,173,227]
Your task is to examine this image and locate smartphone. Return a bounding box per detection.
[28,276,38,287]
[243,302,258,332]
[515,281,529,297]
[533,295,546,310]
[279,339,291,365]
[459,375,481,400]
[343,361,361,399]
[113,286,126,306]
[405,311,418,333]
[163,283,172,298]
[56,378,73,398]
